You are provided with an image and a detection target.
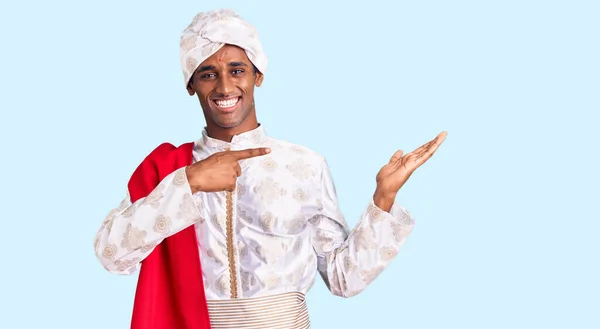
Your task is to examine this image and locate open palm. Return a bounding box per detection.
[376,131,447,196]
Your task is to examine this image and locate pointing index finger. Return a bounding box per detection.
[228,147,271,160]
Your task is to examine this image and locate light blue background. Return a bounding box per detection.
[1,0,598,328]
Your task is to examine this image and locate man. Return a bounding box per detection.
[94,8,447,329]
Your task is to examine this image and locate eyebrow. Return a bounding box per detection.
[196,62,248,73]
[229,62,248,68]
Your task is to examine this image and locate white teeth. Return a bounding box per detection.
[215,98,239,108]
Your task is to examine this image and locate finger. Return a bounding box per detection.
[389,150,404,163]
[234,163,242,177]
[412,140,433,155]
[415,131,447,156]
[424,131,447,154]
[416,132,447,161]
[225,182,236,192]
[228,147,271,160]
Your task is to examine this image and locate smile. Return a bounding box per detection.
[213,97,241,112]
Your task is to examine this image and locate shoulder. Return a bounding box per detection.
[267,137,326,165]
[143,142,194,162]
[130,141,194,180]
[265,137,330,183]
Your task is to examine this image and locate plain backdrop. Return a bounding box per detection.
[0,0,598,328]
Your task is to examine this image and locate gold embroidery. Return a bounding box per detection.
[285,215,305,234]
[369,203,383,222]
[206,248,224,266]
[360,266,385,284]
[253,177,286,204]
[186,57,198,76]
[266,273,282,288]
[236,183,247,197]
[286,158,315,181]
[120,224,147,251]
[258,212,275,232]
[292,188,308,202]
[143,185,164,209]
[237,205,253,224]
[140,243,156,253]
[260,157,278,172]
[391,221,411,242]
[210,213,224,232]
[292,239,303,255]
[153,214,172,234]
[225,191,238,298]
[180,36,197,53]
[102,244,117,260]
[380,246,398,261]
[172,168,187,187]
[343,256,356,272]
[177,194,199,222]
[114,257,140,272]
[241,270,258,292]
[352,226,376,251]
[122,205,136,218]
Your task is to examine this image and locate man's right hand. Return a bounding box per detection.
[185,147,271,193]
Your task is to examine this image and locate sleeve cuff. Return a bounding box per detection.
[368,199,415,227]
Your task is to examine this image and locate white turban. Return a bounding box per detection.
[180,9,268,88]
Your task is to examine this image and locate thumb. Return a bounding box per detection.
[389,150,403,163]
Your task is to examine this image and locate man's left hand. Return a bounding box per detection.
[373,131,447,211]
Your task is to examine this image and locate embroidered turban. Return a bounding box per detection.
[179,9,268,88]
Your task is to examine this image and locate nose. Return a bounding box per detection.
[215,75,235,97]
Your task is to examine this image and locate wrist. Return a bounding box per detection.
[185,166,200,194]
[373,188,396,213]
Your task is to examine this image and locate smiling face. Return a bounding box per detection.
[187,44,264,140]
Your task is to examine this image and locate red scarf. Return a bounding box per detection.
[126,142,211,329]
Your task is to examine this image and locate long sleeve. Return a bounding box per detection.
[93,167,206,275]
[309,158,416,298]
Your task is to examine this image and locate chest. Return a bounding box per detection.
[195,150,323,235]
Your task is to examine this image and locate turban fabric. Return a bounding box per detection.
[180,9,268,87]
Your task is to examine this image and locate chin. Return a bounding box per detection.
[212,114,245,129]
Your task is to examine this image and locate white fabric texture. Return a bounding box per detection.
[94,126,416,301]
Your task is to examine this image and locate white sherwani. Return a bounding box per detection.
[94,125,415,328]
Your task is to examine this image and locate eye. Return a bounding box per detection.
[200,73,216,79]
[232,69,244,75]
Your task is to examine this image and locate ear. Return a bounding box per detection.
[254,72,264,87]
[186,82,196,96]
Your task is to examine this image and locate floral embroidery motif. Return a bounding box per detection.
[177,194,198,222]
[237,183,247,197]
[253,177,286,204]
[153,214,172,235]
[260,157,278,172]
[286,158,315,181]
[361,266,385,284]
[120,224,147,251]
[115,258,141,272]
[343,256,356,272]
[143,185,164,209]
[172,168,188,187]
[237,205,253,224]
[241,270,259,292]
[391,221,411,242]
[102,244,117,260]
[266,274,282,288]
[380,247,398,262]
[94,125,415,300]
[285,215,306,234]
[258,212,275,232]
[292,188,308,202]
[352,226,376,251]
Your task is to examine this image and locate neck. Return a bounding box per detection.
[205,117,259,142]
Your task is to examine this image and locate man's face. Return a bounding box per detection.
[187,45,264,129]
